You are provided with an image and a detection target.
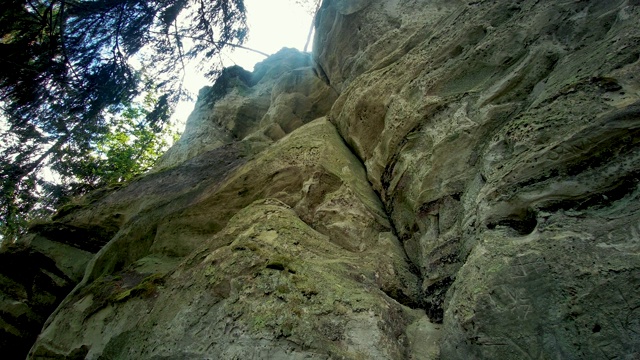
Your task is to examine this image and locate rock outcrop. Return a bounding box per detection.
[1,0,639,359]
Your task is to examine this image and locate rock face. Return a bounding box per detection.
[314,0,640,358]
[1,0,639,359]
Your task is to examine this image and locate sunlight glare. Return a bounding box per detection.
[172,0,315,128]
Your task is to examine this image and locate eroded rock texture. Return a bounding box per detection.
[1,0,639,359]
[315,0,640,358]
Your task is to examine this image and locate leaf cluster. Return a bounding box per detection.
[0,0,248,242]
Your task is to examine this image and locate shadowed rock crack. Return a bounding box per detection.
[328,119,427,312]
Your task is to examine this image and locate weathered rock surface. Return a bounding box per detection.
[1,0,640,359]
[316,0,640,358]
[0,240,91,359]
[30,118,427,359]
[156,48,338,170]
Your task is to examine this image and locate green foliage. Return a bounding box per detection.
[1,90,179,241]
[73,92,179,189]
[0,0,249,242]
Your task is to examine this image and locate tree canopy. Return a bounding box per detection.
[0,0,248,241]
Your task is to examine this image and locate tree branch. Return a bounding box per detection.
[224,42,269,57]
[303,0,322,52]
[147,30,269,58]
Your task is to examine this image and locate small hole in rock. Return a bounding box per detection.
[266,263,286,271]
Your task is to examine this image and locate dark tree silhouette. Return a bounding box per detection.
[0,0,248,241]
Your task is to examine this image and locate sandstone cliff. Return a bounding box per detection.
[1,0,640,359]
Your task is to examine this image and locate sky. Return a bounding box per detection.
[172,0,316,125]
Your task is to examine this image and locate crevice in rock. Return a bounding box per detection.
[328,121,426,310]
[325,122,464,324]
[28,223,116,254]
[312,59,339,94]
[486,207,538,236]
[539,171,640,215]
[381,287,422,309]
[0,245,77,359]
[489,168,640,238]
[422,276,455,324]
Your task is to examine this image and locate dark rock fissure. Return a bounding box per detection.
[329,118,429,313]
[486,207,538,236]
